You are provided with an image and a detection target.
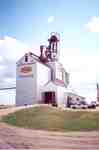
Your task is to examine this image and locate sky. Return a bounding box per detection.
[0,0,99,102]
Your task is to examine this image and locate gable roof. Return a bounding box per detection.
[44,80,66,88]
[16,51,50,68]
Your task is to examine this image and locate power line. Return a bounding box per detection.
[0,87,16,91]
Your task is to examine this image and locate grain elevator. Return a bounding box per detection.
[16,33,69,107]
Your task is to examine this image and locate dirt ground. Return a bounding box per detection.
[0,106,99,149]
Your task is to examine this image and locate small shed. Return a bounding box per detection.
[41,81,66,107]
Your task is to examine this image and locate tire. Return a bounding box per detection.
[72,106,76,109]
[92,106,96,109]
[82,107,86,109]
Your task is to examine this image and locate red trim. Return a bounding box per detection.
[55,79,64,85]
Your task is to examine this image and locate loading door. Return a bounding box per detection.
[43,91,56,105]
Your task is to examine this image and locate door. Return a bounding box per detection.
[42,91,56,105]
[67,96,72,107]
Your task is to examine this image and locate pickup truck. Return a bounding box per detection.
[88,101,96,109]
[70,101,88,109]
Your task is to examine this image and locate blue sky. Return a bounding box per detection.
[0,0,99,41]
[0,0,99,102]
[1,0,99,53]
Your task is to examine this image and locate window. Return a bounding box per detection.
[25,54,28,62]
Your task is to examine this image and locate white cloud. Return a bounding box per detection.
[0,36,29,87]
[84,16,99,32]
[48,16,54,24]
[0,65,5,70]
[60,48,99,100]
[0,56,4,62]
[4,36,29,61]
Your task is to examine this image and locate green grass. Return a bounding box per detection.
[2,106,99,131]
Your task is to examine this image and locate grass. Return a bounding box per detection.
[2,106,99,131]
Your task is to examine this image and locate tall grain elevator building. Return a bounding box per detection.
[16,33,69,107]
